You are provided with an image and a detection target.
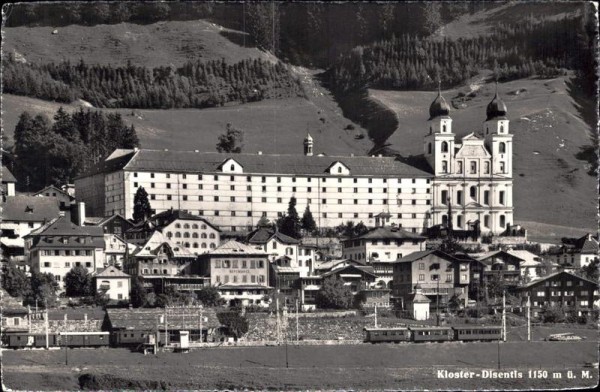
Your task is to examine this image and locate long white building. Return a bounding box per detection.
[75,86,514,236]
[75,144,434,233]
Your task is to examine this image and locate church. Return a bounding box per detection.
[425,86,514,235]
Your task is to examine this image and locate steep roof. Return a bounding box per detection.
[407,292,431,303]
[475,250,525,264]
[247,227,299,245]
[349,226,426,241]
[33,185,73,200]
[1,195,60,222]
[396,249,459,263]
[26,216,105,250]
[507,250,541,267]
[1,166,17,183]
[131,230,196,258]
[95,265,130,278]
[520,270,598,289]
[321,264,377,279]
[208,240,267,256]
[80,149,433,178]
[149,209,220,231]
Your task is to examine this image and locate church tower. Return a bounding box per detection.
[424,87,455,176]
[483,85,513,177]
[304,133,313,156]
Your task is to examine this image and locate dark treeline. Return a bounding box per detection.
[12,107,139,191]
[3,57,303,109]
[327,16,592,94]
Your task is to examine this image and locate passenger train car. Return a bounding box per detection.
[364,325,502,343]
[3,332,110,349]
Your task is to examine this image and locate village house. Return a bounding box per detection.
[1,166,17,198]
[247,224,303,267]
[341,222,427,288]
[0,288,29,337]
[405,284,432,321]
[392,250,470,310]
[196,240,272,307]
[25,215,105,290]
[94,265,131,301]
[125,209,220,255]
[34,185,74,209]
[548,233,599,269]
[518,271,599,318]
[507,249,543,281]
[469,250,524,290]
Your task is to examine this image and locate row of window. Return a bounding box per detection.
[43,261,92,268]
[173,242,216,249]
[536,290,590,297]
[165,232,217,239]
[214,259,266,269]
[441,189,507,206]
[215,275,266,284]
[440,214,509,229]
[133,172,431,185]
[39,250,93,256]
[440,160,507,175]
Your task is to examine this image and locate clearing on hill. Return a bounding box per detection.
[3,20,272,68]
[369,74,596,231]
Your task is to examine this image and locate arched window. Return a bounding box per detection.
[192,233,198,238]
[500,215,506,228]
[183,232,190,238]
[443,125,447,133]
[193,243,198,248]
[175,232,181,238]
[499,142,506,154]
[184,242,190,248]
[442,161,448,173]
[500,125,504,133]
[230,164,235,171]
[201,224,207,230]
[442,215,448,225]
[183,223,190,229]
[210,243,216,249]
[175,223,181,228]
[441,141,448,152]
[470,186,477,199]
[192,224,198,229]
[201,243,207,249]
[209,233,216,239]
[201,233,207,239]
[428,143,432,154]
[166,232,172,238]
[337,166,342,173]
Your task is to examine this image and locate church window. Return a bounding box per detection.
[443,125,447,133]
[500,125,504,133]
[499,142,506,154]
[469,186,477,200]
[429,126,432,134]
[442,161,448,173]
[499,191,505,205]
[338,166,342,173]
[428,143,432,154]
[457,161,463,174]
[484,162,490,174]
[484,215,490,228]
[500,162,506,173]
[441,142,448,153]
[457,215,463,228]
[441,190,448,204]
[500,215,506,228]
[456,190,463,205]
[442,215,448,226]
[484,191,490,205]
[470,161,477,174]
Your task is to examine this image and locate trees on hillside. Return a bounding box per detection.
[2,262,30,298]
[277,197,301,239]
[25,271,59,307]
[64,266,93,297]
[216,123,244,153]
[335,221,368,238]
[133,186,152,223]
[315,276,354,309]
[301,205,317,233]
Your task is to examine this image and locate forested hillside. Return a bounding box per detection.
[3,57,303,109]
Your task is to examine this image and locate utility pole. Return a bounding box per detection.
[295,298,299,345]
[155,315,159,355]
[527,295,531,342]
[374,304,378,328]
[436,278,440,326]
[200,306,204,343]
[45,308,49,350]
[502,290,506,342]
[276,297,281,344]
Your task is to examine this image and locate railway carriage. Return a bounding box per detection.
[408,326,453,343]
[452,326,502,342]
[58,332,110,347]
[363,327,410,343]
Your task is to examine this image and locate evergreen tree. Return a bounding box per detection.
[216,123,244,153]
[2,262,31,298]
[133,186,152,223]
[25,271,58,307]
[130,276,147,308]
[279,196,301,239]
[301,205,317,233]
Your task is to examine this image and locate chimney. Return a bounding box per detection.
[78,202,86,226]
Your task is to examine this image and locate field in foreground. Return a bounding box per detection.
[3,341,598,391]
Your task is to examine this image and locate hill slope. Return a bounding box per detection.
[369,74,596,230]
[3,20,270,68]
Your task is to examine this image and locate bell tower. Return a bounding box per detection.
[303,133,313,157]
[424,85,455,176]
[483,84,512,176]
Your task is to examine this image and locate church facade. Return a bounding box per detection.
[424,87,514,234]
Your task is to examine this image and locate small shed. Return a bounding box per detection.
[406,284,431,321]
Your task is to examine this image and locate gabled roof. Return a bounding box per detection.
[507,250,541,267]
[314,258,364,272]
[1,166,17,183]
[95,265,130,278]
[349,226,426,241]
[519,270,598,289]
[131,230,196,258]
[26,216,105,249]
[76,149,137,178]
[1,195,60,223]
[246,227,299,245]
[321,264,377,279]
[271,265,302,274]
[33,185,73,200]
[97,213,134,227]
[149,209,220,231]
[475,250,524,264]
[407,292,431,303]
[396,249,459,263]
[79,149,433,178]
[455,143,491,159]
[208,240,267,256]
